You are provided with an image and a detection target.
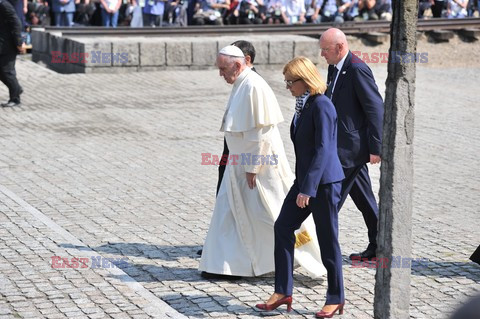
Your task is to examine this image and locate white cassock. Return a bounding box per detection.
[199,68,326,277]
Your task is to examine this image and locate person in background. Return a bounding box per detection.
[164,0,188,26]
[281,0,306,24]
[234,0,263,24]
[312,0,344,23]
[191,0,229,25]
[447,0,468,18]
[431,0,446,17]
[264,0,283,23]
[319,28,384,262]
[374,0,391,20]
[143,0,167,26]
[341,0,360,21]
[74,0,96,25]
[128,0,144,26]
[418,0,434,18]
[52,0,76,26]
[0,0,26,107]
[27,0,51,26]
[357,0,377,20]
[100,0,121,26]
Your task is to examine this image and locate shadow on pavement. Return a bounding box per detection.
[60,243,479,283]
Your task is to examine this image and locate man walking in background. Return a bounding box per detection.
[0,0,25,107]
[319,28,384,260]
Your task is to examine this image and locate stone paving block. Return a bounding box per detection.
[112,41,140,67]
[166,41,192,66]
[81,40,113,68]
[250,40,269,65]
[140,41,166,67]
[294,38,320,64]
[192,40,217,67]
[269,39,294,64]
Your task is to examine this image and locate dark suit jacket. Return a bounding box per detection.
[0,0,22,55]
[328,51,384,168]
[290,94,344,197]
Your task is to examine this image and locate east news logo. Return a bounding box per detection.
[51,51,129,64]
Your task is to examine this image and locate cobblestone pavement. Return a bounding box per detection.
[0,57,479,319]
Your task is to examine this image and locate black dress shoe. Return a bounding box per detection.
[349,247,377,260]
[1,100,21,107]
[200,271,242,280]
[197,249,202,256]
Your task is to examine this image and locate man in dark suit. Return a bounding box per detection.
[319,28,384,260]
[0,0,25,108]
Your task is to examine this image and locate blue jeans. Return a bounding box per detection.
[54,12,74,26]
[101,8,119,27]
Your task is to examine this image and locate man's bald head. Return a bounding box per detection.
[319,28,349,65]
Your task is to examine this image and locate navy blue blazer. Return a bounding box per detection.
[328,51,384,168]
[290,94,344,198]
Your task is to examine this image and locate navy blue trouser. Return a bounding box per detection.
[274,181,344,305]
[338,164,379,249]
[0,53,21,103]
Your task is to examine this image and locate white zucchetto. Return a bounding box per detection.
[218,45,245,58]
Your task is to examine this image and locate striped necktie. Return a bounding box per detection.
[325,66,338,99]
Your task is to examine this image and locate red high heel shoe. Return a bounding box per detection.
[255,296,293,312]
[315,303,344,318]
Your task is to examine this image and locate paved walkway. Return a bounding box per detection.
[0,57,479,319]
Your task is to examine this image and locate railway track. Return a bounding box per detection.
[37,18,480,37]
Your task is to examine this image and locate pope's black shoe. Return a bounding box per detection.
[200,271,242,280]
[349,245,377,260]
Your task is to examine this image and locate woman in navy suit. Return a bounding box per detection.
[256,57,345,318]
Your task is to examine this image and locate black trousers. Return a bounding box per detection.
[0,53,22,103]
[431,0,446,17]
[338,164,379,249]
[216,138,229,195]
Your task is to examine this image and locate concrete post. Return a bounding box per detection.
[374,1,419,318]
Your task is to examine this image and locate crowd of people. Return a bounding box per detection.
[10,0,480,31]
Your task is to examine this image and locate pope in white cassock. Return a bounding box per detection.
[199,45,325,278]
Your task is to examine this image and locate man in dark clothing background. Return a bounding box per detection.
[0,0,25,107]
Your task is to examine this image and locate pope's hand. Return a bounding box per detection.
[246,172,256,189]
